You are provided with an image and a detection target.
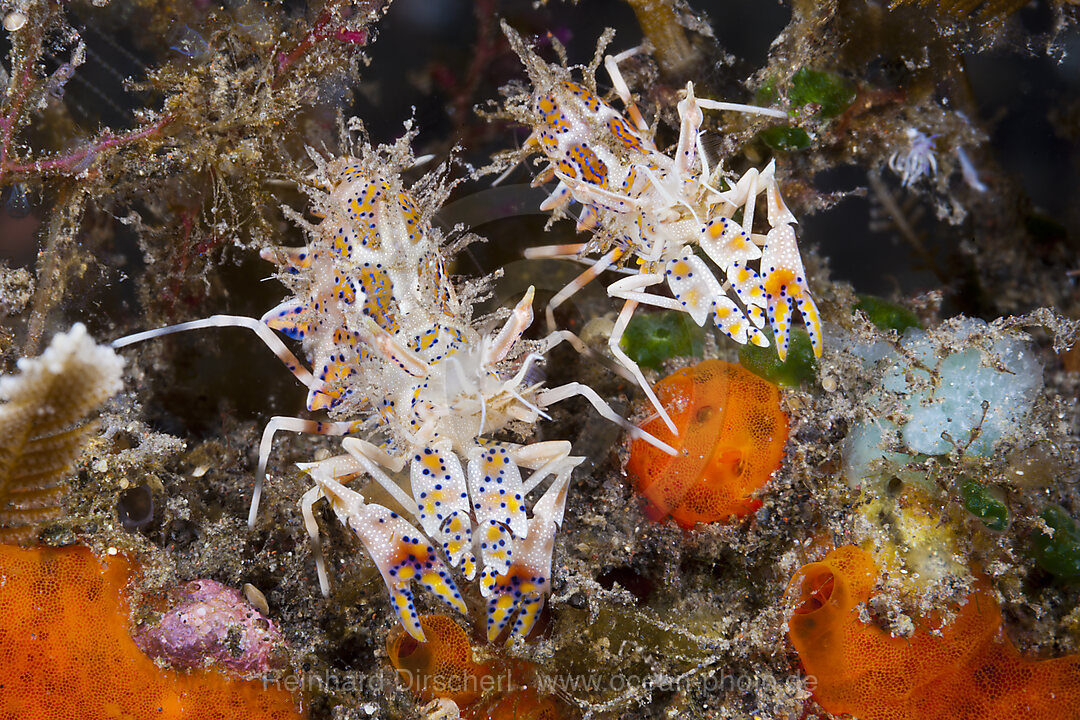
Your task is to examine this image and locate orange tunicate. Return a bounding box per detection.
[788,546,1080,720]
[625,360,789,528]
[387,615,573,719]
[0,544,305,720]
[386,614,490,706]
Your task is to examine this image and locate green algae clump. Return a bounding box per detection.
[759,125,811,151]
[1034,505,1080,581]
[788,68,856,119]
[959,476,1008,531]
[738,328,817,386]
[619,310,705,371]
[855,294,923,333]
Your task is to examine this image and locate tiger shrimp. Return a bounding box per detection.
[113,125,673,643]
[496,23,823,433]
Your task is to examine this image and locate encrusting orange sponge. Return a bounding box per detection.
[469,688,562,720]
[788,546,1080,720]
[387,614,568,719]
[386,613,490,706]
[0,544,305,720]
[625,360,788,528]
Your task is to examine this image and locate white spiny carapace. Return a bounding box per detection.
[113,125,672,644]
[497,22,823,433]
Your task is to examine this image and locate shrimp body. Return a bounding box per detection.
[500,23,822,429]
[114,130,671,643]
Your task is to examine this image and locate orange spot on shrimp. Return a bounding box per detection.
[307,388,344,411]
[568,144,608,186]
[398,191,422,243]
[320,359,355,386]
[537,94,572,135]
[607,116,646,153]
[625,360,788,528]
[764,268,801,299]
[560,80,602,112]
[340,163,366,182]
[788,546,1080,720]
[555,158,578,179]
[536,131,560,156]
[357,265,399,333]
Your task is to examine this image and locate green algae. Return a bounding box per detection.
[759,125,811,152]
[1033,505,1080,581]
[619,311,705,371]
[855,295,923,333]
[959,477,1008,532]
[788,67,856,119]
[738,329,816,386]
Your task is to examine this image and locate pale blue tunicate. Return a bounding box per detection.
[842,419,908,489]
[889,319,1042,456]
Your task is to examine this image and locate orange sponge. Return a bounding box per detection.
[387,614,570,719]
[0,544,305,720]
[625,360,788,528]
[386,614,490,706]
[788,546,1080,720]
[469,687,562,720]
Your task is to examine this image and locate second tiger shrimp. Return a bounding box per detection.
[497,23,823,433]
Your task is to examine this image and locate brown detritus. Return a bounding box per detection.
[623,0,700,77]
[0,264,33,319]
[888,0,1032,23]
[24,187,87,356]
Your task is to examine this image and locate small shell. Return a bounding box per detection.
[242,582,270,615]
[3,12,27,32]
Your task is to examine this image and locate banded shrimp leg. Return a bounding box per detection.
[706,161,824,360]
[112,314,320,390]
[471,281,677,456]
[110,315,407,526]
[605,253,771,350]
[521,244,648,377]
[300,440,580,643]
[525,244,681,436]
[529,219,765,433]
[479,440,581,642]
[682,82,825,360]
[532,330,677,456]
